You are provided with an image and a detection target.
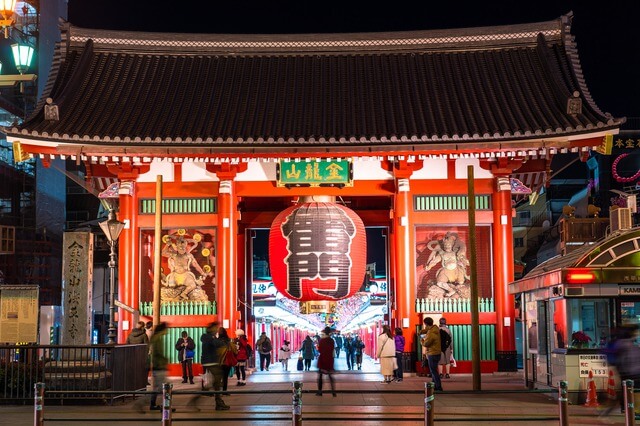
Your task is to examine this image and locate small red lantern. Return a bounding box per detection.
[269,202,366,301]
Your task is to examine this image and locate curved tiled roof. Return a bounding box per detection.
[6,14,622,151]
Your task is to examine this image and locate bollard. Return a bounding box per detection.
[558,381,569,426]
[34,382,44,426]
[292,380,303,426]
[424,381,435,426]
[623,380,635,426]
[162,383,173,426]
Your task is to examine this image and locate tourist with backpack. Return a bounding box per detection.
[256,331,273,371]
[419,316,443,391]
[438,318,453,379]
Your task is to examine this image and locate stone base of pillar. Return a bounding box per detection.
[496,350,518,372]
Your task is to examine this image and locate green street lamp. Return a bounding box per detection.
[99,209,126,345]
[11,43,34,74]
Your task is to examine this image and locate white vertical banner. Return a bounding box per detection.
[61,232,94,346]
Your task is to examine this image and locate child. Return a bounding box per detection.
[279,340,291,371]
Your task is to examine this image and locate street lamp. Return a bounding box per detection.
[0,0,16,38]
[99,209,125,345]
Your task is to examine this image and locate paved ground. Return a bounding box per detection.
[1,352,634,425]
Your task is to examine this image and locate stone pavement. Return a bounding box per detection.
[0,352,632,425]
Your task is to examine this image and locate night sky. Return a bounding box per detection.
[67,1,640,119]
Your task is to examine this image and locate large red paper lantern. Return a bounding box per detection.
[269,202,367,301]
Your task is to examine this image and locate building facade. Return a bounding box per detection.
[5,14,622,372]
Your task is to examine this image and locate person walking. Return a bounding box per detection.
[188,321,229,411]
[279,340,291,371]
[315,326,337,397]
[255,332,273,371]
[344,334,356,370]
[334,332,344,358]
[377,325,396,384]
[126,321,149,345]
[175,330,196,384]
[136,322,175,412]
[301,336,316,371]
[393,327,405,382]
[354,335,365,370]
[438,318,453,379]
[218,327,236,395]
[234,329,250,386]
[420,317,443,391]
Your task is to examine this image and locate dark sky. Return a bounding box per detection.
[67,1,640,118]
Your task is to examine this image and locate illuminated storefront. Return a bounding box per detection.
[509,226,640,401]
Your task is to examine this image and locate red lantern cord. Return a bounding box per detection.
[612,153,640,183]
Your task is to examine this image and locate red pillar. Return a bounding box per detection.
[385,159,422,350]
[117,187,138,343]
[492,174,517,371]
[217,179,237,333]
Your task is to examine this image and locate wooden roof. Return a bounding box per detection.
[5,14,623,157]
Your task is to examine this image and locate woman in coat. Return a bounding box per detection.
[315,326,337,396]
[234,329,250,386]
[376,325,396,384]
[301,336,316,371]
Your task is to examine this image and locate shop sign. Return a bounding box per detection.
[619,285,640,295]
[277,160,352,187]
[300,301,337,314]
[579,354,608,378]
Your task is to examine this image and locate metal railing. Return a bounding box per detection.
[32,380,639,425]
[0,344,148,403]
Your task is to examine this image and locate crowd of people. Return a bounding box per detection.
[127,318,459,411]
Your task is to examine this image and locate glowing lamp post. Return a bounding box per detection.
[99,210,125,344]
[0,0,16,38]
[11,43,34,74]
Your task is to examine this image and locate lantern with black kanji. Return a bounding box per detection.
[269,202,367,301]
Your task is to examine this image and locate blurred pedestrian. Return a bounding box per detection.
[218,327,237,395]
[602,325,640,415]
[175,330,196,384]
[393,327,405,382]
[419,317,443,391]
[315,326,337,396]
[377,325,396,384]
[188,322,229,411]
[134,322,175,412]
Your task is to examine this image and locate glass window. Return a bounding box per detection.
[566,298,611,349]
[552,298,567,350]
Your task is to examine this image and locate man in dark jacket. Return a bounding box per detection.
[175,331,196,384]
[189,322,229,411]
[126,321,149,345]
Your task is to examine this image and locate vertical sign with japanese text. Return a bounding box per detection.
[61,232,94,346]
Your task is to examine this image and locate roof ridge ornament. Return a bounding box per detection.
[566,91,582,116]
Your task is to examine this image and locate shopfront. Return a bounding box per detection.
[509,227,640,402]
